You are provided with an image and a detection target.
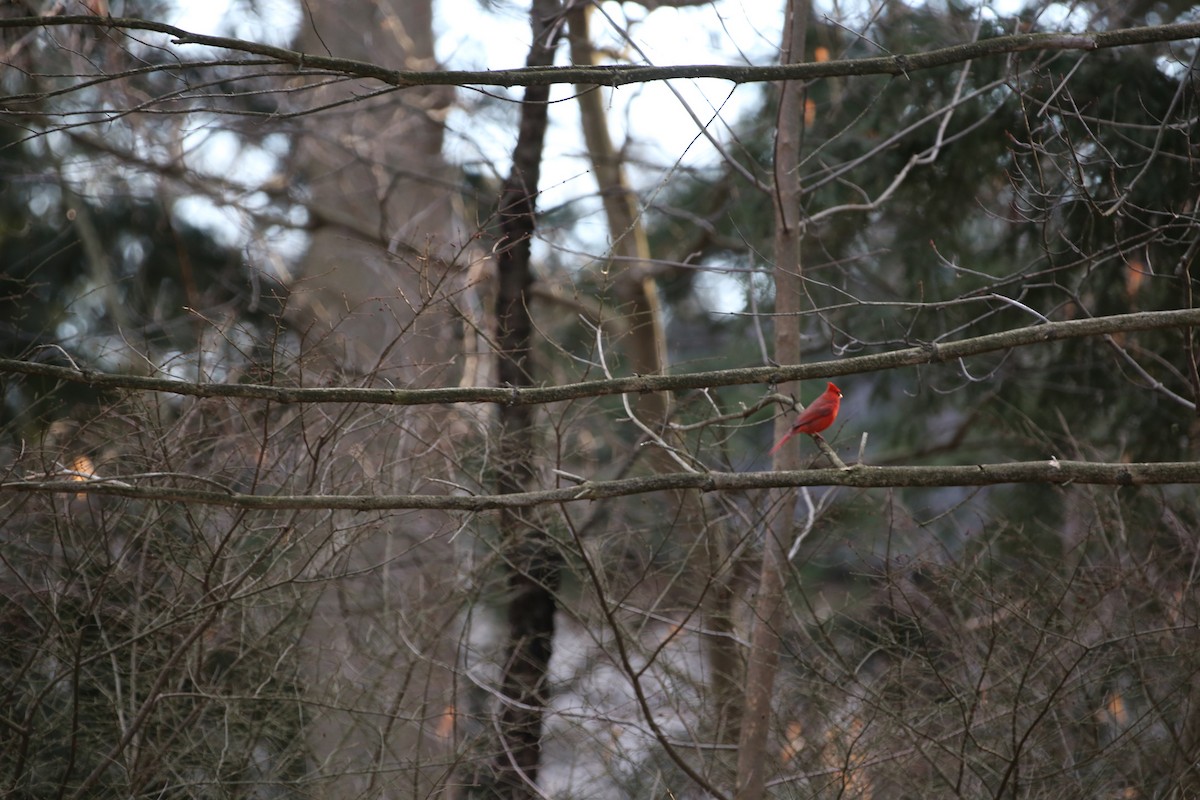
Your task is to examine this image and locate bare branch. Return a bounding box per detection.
[3,308,1196,405]
[6,459,1198,511]
[1,16,1198,90]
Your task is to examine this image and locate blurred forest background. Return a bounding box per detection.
[2,0,1199,797]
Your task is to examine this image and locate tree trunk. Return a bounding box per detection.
[566,3,668,428]
[736,0,809,797]
[288,0,456,377]
[567,4,743,767]
[284,3,463,799]
[490,1,563,796]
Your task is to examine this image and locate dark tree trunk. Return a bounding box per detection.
[490,1,563,797]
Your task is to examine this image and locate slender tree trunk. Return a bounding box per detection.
[566,3,668,427]
[491,1,563,796]
[568,4,744,763]
[735,0,809,797]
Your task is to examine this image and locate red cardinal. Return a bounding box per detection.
[769,382,843,455]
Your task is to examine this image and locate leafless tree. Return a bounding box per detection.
[2,2,1199,799]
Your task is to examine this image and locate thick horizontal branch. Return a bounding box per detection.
[3,17,1199,89]
[4,460,1198,511]
[1,308,1197,406]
